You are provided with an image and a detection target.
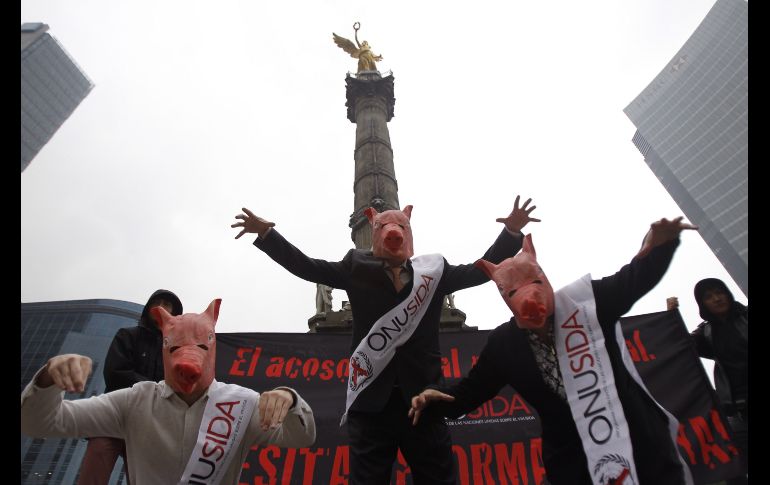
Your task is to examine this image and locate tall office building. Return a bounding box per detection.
[21,22,94,172]
[624,0,747,297]
[21,299,142,485]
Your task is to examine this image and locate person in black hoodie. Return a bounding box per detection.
[671,278,748,484]
[76,289,183,485]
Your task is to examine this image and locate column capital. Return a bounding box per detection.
[345,72,395,123]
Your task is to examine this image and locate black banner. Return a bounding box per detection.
[215,310,740,484]
[619,310,743,483]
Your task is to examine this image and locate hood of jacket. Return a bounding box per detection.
[139,289,183,330]
[694,278,738,321]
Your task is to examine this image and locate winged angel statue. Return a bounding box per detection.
[332,22,383,73]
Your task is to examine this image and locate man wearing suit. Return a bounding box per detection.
[231,195,539,485]
[409,217,698,485]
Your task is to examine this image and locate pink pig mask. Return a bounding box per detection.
[151,299,221,398]
[475,234,555,330]
[365,205,414,266]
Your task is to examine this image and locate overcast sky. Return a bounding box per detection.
[21,0,745,380]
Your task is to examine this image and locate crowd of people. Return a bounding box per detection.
[21,197,747,485]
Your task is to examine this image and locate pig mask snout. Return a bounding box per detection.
[519,297,546,321]
[384,228,404,251]
[174,361,202,391]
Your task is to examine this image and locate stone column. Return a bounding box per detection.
[345,71,398,250]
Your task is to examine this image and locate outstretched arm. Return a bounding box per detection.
[237,209,351,290]
[636,216,698,259]
[595,217,698,324]
[231,207,275,240]
[444,194,539,292]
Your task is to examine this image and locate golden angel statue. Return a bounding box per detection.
[333,22,383,73]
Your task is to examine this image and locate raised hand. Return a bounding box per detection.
[258,388,295,430]
[496,195,541,234]
[408,388,455,426]
[666,297,679,311]
[231,207,275,239]
[636,216,699,259]
[38,354,93,393]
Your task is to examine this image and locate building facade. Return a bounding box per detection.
[21,299,141,485]
[624,0,747,296]
[21,22,94,172]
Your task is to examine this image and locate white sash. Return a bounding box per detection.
[179,382,257,485]
[554,275,639,485]
[340,254,444,425]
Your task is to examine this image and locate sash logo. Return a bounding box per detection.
[349,351,373,391]
[593,453,635,485]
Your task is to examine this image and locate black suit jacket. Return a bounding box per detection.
[431,239,687,485]
[255,228,522,412]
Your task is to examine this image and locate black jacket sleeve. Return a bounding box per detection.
[442,229,523,293]
[593,238,680,327]
[254,229,351,290]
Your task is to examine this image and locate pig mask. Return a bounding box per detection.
[475,235,555,330]
[151,299,221,397]
[365,205,414,265]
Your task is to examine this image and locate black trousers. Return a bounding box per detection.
[347,387,456,485]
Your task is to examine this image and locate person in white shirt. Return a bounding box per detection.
[21,298,316,485]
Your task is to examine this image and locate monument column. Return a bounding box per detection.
[345,71,398,249]
[309,27,473,332]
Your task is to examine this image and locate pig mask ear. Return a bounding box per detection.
[364,207,379,224]
[474,259,498,279]
[401,205,413,219]
[522,234,536,258]
[151,306,173,331]
[204,299,222,327]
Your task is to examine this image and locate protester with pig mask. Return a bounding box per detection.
[409,217,698,485]
[21,299,316,485]
[231,195,539,485]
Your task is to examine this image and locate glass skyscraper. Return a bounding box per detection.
[21,299,142,485]
[21,22,94,172]
[624,0,747,297]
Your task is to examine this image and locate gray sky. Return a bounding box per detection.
[21,0,744,383]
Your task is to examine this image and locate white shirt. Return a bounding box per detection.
[21,371,316,485]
